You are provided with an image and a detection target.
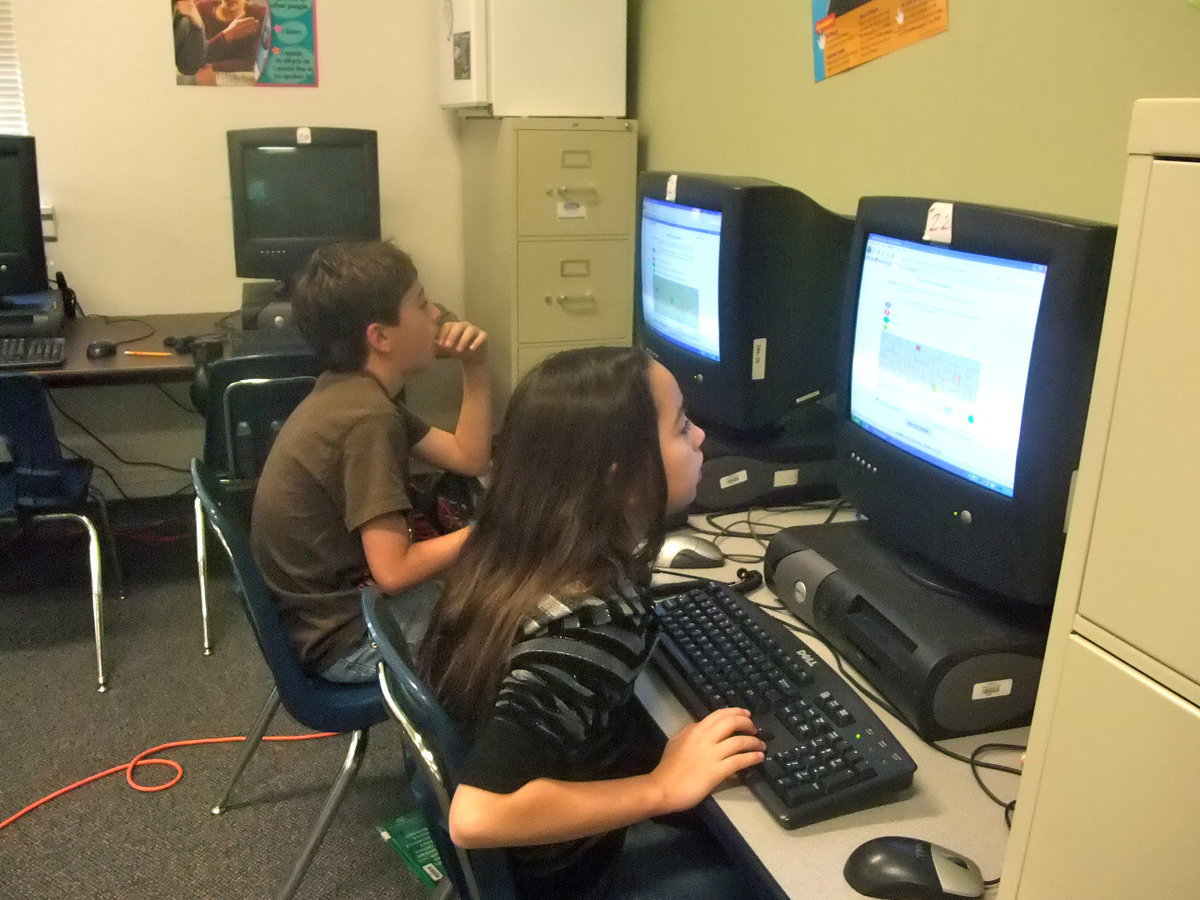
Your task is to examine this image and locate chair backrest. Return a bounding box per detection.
[191,457,384,734]
[222,375,317,479]
[0,372,79,508]
[361,587,517,900]
[197,352,319,476]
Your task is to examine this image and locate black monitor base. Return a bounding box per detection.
[764,520,1050,740]
[690,402,839,513]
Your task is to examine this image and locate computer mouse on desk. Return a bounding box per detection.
[86,339,117,360]
[844,835,985,899]
[655,532,725,569]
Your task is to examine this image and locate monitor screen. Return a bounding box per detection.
[639,197,722,362]
[849,235,1046,497]
[241,145,377,242]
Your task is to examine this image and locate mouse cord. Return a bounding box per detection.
[87,314,156,346]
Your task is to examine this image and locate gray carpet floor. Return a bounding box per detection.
[0,500,430,900]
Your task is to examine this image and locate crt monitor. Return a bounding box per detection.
[0,135,48,297]
[635,172,854,436]
[227,127,381,287]
[837,197,1116,607]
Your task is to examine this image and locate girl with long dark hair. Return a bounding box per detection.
[420,346,764,898]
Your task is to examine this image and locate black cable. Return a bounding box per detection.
[47,392,190,474]
[57,440,129,499]
[823,498,848,524]
[89,315,156,347]
[153,382,201,416]
[214,309,240,332]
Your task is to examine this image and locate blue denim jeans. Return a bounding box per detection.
[601,814,763,900]
[318,579,442,683]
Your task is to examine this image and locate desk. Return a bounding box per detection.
[36,312,232,387]
[638,506,1027,899]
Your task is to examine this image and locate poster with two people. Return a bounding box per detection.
[172,0,317,87]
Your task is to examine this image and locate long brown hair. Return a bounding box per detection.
[419,346,668,728]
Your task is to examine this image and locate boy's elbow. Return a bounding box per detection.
[448,801,495,850]
[461,458,489,479]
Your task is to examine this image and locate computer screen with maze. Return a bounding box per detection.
[849,234,1046,498]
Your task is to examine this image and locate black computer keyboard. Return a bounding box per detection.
[652,581,917,828]
[0,336,66,369]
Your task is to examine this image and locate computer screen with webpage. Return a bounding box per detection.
[848,234,1047,497]
[639,197,722,362]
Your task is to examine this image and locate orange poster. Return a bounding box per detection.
[812,0,948,81]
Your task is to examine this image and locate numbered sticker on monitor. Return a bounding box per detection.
[971,678,1013,701]
[296,127,312,145]
[923,201,953,243]
[751,338,767,380]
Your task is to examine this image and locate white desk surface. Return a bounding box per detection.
[637,506,1026,900]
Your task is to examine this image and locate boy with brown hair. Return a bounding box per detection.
[251,240,490,682]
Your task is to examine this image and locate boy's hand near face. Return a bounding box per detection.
[435,320,488,366]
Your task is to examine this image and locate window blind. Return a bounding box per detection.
[0,1,28,135]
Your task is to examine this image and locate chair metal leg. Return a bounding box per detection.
[89,488,125,601]
[37,512,106,692]
[195,496,213,655]
[275,729,370,900]
[212,687,281,815]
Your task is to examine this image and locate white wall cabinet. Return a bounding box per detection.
[461,117,637,412]
[438,0,627,117]
[1000,98,1200,899]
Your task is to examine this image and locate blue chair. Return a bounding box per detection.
[0,372,124,692]
[191,458,388,900]
[192,351,318,655]
[361,586,517,900]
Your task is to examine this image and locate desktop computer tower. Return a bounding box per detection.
[765,521,1049,740]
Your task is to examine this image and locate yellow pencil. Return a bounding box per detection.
[124,350,173,357]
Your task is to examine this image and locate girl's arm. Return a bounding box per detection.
[449,707,764,849]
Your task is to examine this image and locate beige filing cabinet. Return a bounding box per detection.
[460,117,637,413]
[999,98,1200,899]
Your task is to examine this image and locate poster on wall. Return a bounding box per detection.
[172,0,318,87]
[811,0,948,82]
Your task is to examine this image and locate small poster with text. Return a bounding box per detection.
[811,0,948,82]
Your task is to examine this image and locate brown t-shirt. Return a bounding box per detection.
[250,370,430,672]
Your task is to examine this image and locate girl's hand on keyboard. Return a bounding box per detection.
[649,707,766,813]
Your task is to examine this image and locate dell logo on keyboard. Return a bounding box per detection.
[796,648,819,668]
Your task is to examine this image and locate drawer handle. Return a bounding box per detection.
[548,185,599,202]
[546,293,598,313]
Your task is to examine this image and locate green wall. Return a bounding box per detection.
[632,0,1200,223]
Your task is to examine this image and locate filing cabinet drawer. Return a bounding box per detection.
[515,339,632,383]
[516,130,636,237]
[516,241,633,344]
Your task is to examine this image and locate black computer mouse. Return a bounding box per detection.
[844,835,985,899]
[86,339,117,359]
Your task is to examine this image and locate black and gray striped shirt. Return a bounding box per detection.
[458,579,659,898]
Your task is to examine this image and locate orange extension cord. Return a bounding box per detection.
[0,731,339,832]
